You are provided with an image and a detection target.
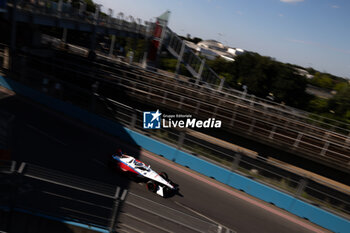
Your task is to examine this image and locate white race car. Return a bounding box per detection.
[109,150,178,197]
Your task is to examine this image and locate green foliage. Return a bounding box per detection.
[206,53,308,108]
[179,36,203,44]
[134,39,146,62]
[307,86,350,125]
[192,37,203,44]
[270,68,309,107]
[122,37,146,62]
[333,82,349,92]
[160,58,177,72]
[200,50,350,123]
[309,72,334,89]
[307,97,329,113]
[69,0,96,12]
[306,67,317,75]
[84,0,96,12]
[307,69,347,91]
[328,86,350,122]
[159,57,191,77]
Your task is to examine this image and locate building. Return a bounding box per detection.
[295,68,314,79]
[186,39,245,62]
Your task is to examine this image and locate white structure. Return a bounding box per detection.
[186,39,245,62]
[227,47,245,56]
[295,68,314,79]
[184,40,198,51]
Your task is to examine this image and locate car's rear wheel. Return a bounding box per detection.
[146,181,157,192]
[159,172,168,180]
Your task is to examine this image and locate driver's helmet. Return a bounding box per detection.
[116,149,123,157]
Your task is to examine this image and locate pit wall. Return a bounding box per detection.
[1,76,349,233]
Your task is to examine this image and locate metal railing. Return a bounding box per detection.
[42,41,350,148]
[0,161,226,233]
[0,161,126,232]
[8,0,148,36]
[98,97,350,219]
[161,28,350,134]
[5,62,350,220]
[7,0,350,136]
[6,0,350,136]
[0,43,9,71]
[2,42,350,218]
[15,51,350,172]
[164,27,225,90]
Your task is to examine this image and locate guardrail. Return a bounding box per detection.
[0,160,16,174]
[6,0,148,35]
[0,43,9,70]
[26,41,350,152]
[6,0,350,136]
[101,97,350,219]
[1,73,349,221]
[15,51,350,172]
[0,161,224,233]
[164,27,225,90]
[0,161,125,232]
[1,76,349,233]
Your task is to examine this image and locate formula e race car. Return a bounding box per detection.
[109,150,178,197]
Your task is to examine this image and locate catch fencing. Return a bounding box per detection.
[0,161,227,233]
[12,51,350,173]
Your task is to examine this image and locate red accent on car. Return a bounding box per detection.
[119,162,138,174]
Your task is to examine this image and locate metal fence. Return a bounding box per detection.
[0,161,227,233]
[7,0,350,136]
[14,50,350,172]
[5,59,350,220]
[0,161,126,232]
[35,40,350,149]
[2,43,350,219]
[164,27,225,90]
[8,0,148,36]
[97,96,350,219]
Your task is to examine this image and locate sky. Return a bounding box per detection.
[94,0,350,79]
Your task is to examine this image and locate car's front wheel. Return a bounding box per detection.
[159,172,168,180]
[146,181,157,192]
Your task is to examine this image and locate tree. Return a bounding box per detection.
[192,37,202,44]
[179,35,203,44]
[307,97,329,113]
[328,86,350,121]
[310,72,334,89]
[84,0,96,12]
[205,52,309,108]
[333,82,349,92]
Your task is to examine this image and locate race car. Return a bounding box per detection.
[109,150,178,197]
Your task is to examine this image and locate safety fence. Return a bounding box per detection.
[13,50,350,173]
[99,96,350,219]
[23,39,350,151]
[7,0,148,35]
[1,75,350,232]
[0,161,225,233]
[0,161,124,232]
[164,27,225,89]
[7,0,350,137]
[6,0,350,137]
[0,43,9,71]
[1,68,349,220]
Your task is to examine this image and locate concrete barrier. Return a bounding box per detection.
[1,76,349,233]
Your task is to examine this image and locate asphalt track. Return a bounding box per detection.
[0,94,330,233]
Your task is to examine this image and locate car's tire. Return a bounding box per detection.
[159,172,168,180]
[146,181,157,193]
